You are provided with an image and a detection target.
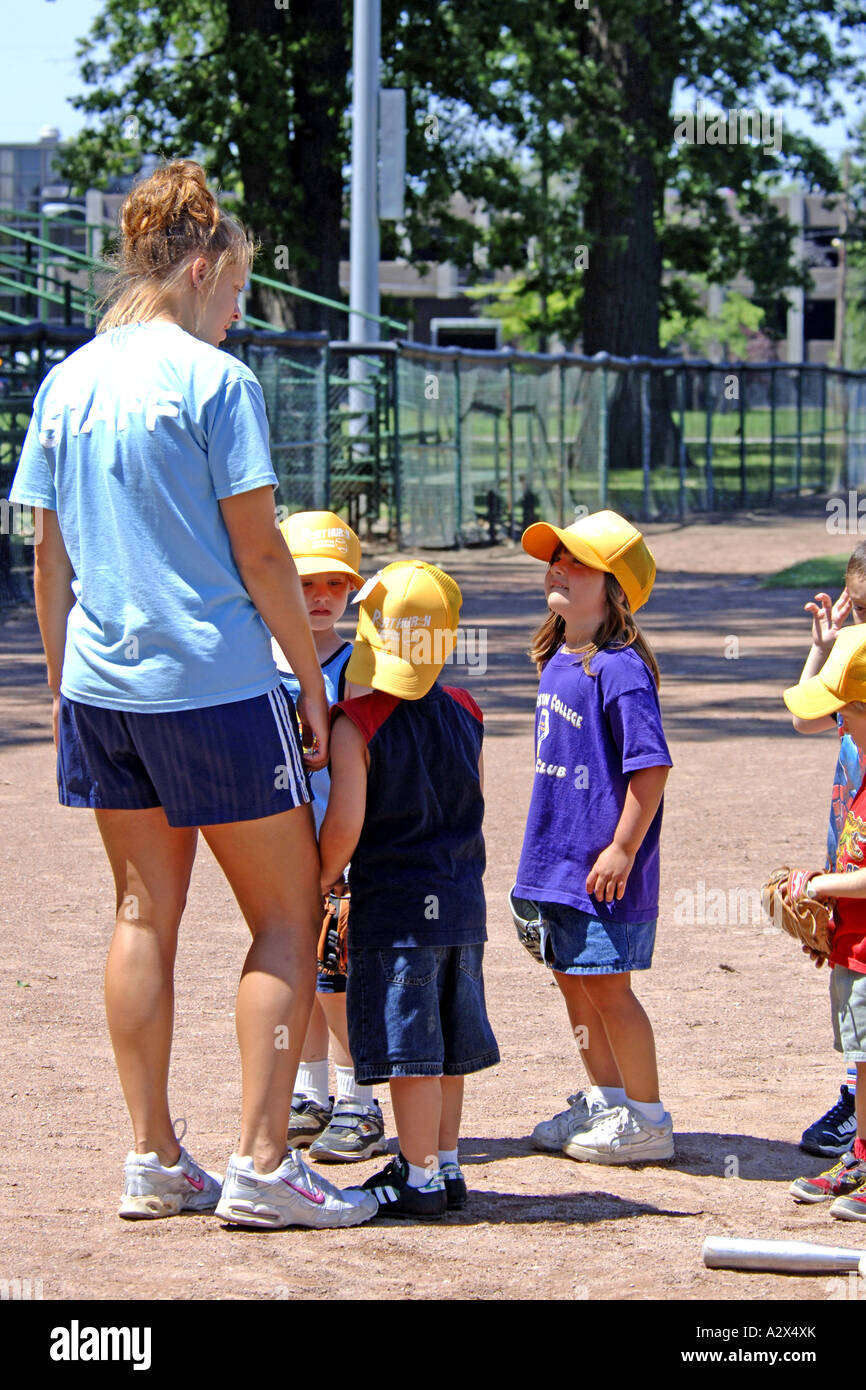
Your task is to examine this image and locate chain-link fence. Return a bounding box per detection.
[5,326,866,598]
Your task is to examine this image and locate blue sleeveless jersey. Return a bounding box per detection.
[279,641,352,830]
[335,682,486,947]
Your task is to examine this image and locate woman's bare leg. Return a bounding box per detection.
[201,803,321,1175]
[97,808,198,1167]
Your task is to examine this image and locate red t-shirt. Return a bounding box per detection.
[832,781,866,973]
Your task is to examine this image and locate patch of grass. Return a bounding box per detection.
[761,556,848,590]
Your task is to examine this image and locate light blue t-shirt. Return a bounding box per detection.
[9,322,281,712]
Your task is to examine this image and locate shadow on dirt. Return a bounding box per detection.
[456,1130,809,1182]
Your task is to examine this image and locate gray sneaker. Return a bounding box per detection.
[119,1147,223,1220]
[531,1091,604,1151]
[287,1094,333,1148]
[214,1150,379,1229]
[309,1099,388,1163]
[562,1104,675,1164]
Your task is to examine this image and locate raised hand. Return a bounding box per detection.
[804,589,851,653]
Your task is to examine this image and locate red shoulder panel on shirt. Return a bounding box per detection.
[333,690,400,743]
[442,685,483,722]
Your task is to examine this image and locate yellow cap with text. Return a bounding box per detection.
[345,561,462,700]
[279,510,363,587]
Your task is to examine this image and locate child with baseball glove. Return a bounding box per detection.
[319,561,499,1218]
[789,546,866,1156]
[783,624,866,1220]
[273,510,388,1163]
[512,510,674,1164]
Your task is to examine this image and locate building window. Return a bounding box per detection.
[804,299,836,342]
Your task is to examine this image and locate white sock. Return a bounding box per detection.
[588,1085,626,1109]
[438,1148,458,1168]
[406,1160,437,1189]
[295,1060,329,1107]
[627,1097,666,1125]
[335,1066,374,1106]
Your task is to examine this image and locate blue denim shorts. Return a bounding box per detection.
[512,895,656,975]
[57,688,311,828]
[346,944,500,1084]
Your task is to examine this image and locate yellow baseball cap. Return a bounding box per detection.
[521,510,656,612]
[345,561,462,700]
[279,510,363,587]
[783,625,866,718]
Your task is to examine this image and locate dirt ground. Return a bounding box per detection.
[2,505,865,1304]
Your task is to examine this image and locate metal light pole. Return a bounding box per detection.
[349,0,381,347]
[348,0,381,490]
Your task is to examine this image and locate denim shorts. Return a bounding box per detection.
[346,944,500,1084]
[57,687,311,827]
[830,965,866,1062]
[511,894,656,975]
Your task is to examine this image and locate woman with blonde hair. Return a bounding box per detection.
[8,160,376,1230]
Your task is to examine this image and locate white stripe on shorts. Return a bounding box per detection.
[267,686,309,809]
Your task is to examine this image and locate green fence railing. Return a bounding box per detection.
[4,325,866,600]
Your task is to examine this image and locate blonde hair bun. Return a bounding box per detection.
[121,160,221,268]
[98,159,256,332]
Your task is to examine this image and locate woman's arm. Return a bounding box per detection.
[219,486,329,769]
[586,764,670,904]
[33,508,75,745]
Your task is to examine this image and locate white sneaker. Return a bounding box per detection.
[119,1147,223,1220]
[561,1104,675,1164]
[531,1091,606,1151]
[214,1149,379,1229]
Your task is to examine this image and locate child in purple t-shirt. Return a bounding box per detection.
[512,510,674,1164]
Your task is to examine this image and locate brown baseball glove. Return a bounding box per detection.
[318,889,350,977]
[761,866,834,959]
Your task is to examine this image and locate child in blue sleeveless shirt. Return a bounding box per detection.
[319,561,499,1218]
[513,511,674,1165]
[273,511,388,1163]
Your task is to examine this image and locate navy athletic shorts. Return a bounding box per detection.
[57,686,311,827]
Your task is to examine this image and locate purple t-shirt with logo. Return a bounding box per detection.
[514,644,672,922]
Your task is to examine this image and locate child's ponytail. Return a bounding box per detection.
[529,573,660,687]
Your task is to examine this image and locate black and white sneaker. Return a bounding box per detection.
[800,1087,857,1157]
[358,1154,447,1219]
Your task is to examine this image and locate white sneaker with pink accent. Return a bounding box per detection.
[119,1146,223,1219]
[214,1149,378,1229]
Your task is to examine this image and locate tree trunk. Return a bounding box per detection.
[286,0,351,339]
[225,0,295,326]
[225,0,349,336]
[577,5,683,481]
